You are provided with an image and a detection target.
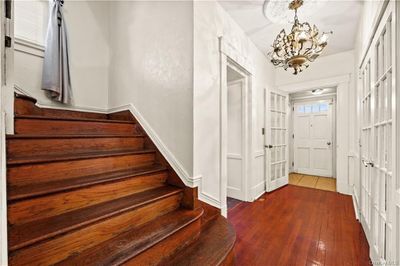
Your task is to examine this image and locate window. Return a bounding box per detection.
[296,102,330,114]
[14,0,49,46]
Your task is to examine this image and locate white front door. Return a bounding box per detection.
[227,80,245,200]
[293,100,333,177]
[359,1,397,263]
[265,89,289,192]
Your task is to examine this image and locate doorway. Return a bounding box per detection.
[226,64,246,204]
[289,88,337,192]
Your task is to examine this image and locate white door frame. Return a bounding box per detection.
[1,0,14,263]
[291,97,336,177]
[219,38,253,216]
[278,74,351,195]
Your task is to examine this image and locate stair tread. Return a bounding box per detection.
[9,186,182,251]
[7,148,156,165]
[164,216,236,266]
[8,164,167,201]
[15,114,135,124]
[56,208,203,266]
[6,134,145,139]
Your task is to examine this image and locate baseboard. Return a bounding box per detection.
[14,85,109,114]
[337,181,352,195]
[251,181,265,201]
[351,186,360,220]
[109,104,201,188]
[14,86,202,189]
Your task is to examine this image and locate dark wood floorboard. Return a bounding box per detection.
[227,197,243,211]
[228,185,371,266]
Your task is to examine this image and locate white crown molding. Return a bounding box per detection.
[277,74,351,93]
[109,104,201,188]
[15,37,45,58]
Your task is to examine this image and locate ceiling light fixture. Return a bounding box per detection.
[311,88,324,95]
[268,0,332,75]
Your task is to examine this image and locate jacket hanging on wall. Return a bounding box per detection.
[42,0,72,104]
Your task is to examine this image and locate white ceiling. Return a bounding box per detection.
[218,0,363,57]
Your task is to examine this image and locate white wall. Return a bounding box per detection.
[193,0,275,210]
[108,1,194,176]
[14,0,110,110]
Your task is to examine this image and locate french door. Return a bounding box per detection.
[359,1,397,263]
[265,89,289,192]
[293,100,333,177]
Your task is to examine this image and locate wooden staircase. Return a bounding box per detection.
[7,94,236,266]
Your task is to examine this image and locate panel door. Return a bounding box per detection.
[227,80,245,200]
[293,100,333,177]
[265,89,289,192]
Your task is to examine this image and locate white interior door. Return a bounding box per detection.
[293,100,333,177]
[265,89,289,192]
[227,80,245,200]
[359,2,396,263]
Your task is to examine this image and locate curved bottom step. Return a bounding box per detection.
[163,216,236,266]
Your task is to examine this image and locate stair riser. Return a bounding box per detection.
[8,172,168,225]
[9,194,182,266]
[8,153,156,186]
[124,218,201,266]
[7,137,145,159]
[15,97,109,120]
[15,118,139,135]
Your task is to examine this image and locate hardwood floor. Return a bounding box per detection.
[228,185,370,266]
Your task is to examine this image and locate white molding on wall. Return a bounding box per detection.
[227,153,242,160]
[14,86,202,193]
[278,74,351,93]
[254,150,264,158]
[352,185,360,221]
[198,191,221,209]
[15,85,109,114]
[14,37,45,58]
[109,104,201,189]
[251,181,265,201]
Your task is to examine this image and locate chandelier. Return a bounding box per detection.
[268,0,332,75]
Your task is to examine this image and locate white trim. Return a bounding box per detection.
[278,74,351,93]
[254,150,264,158]
[352,186,360,221]
[251,181,266,201]
[109,104,201,188]
[227,153,242,160]
[15,85,109,114]
[14,37,45,58]
[198,191,221,210]
[219,38,254,210]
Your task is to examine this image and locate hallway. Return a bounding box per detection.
[228,185,370,265]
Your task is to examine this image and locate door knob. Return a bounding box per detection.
[327,142,332,146]
[362,159,374,168]
[265,145,273,149]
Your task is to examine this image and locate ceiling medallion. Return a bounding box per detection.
[268,0,332,75]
